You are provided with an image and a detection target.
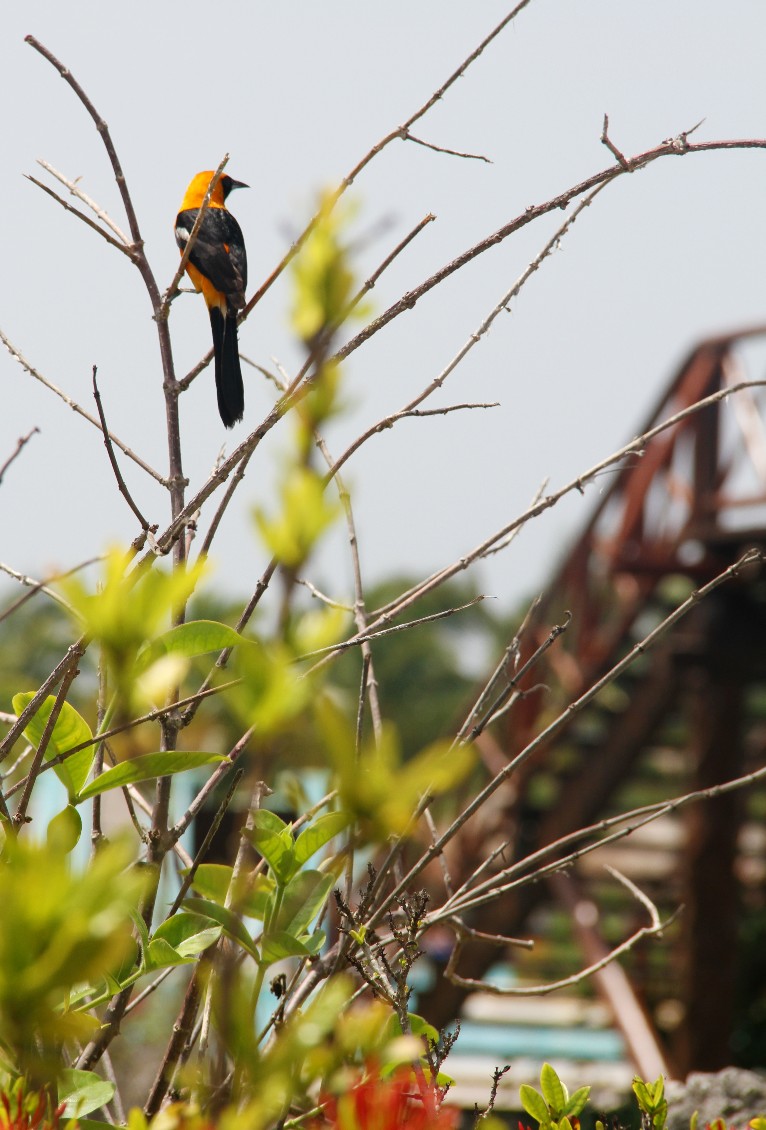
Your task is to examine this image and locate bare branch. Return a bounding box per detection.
[25,36,145,248]
[324,184,607,485]
[179,0,532,389]
[362,377,766,635]
[34,159,132,245]
[170,727,254,844]
[600,114,632,170]
[0,427,40,485]
[0,556,99,625]
[25,174,132,255]
[295,578,353,610]
[335,134,766,365]
[0,639,86,767]
[457,594,540,743]
[168,767,245,916]
[404,132,491,164]
[300,595,489,664]
[0,328,169,486]
[13,656,81,828]
[368,547,762,928]
[92,366,152,533]
[443,870,674,996]
[463,610,571,741]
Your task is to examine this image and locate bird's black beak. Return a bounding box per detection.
[221,175,249,201]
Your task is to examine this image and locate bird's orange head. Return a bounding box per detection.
[179,170,249,211]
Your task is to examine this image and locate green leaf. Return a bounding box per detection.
[182,862,233,905]
[136,619,246,671]
[541,1062,567,1113]
[293,811,351,866]
[46,805,82,854]
[145,937,191,971]
[58,1068,115,1117]
[252,808,289,834]
[248,809,297,883]
[519,1085,549,1125]
[564,1086,591,1118]
[255,466,340,568]
[61,548,207,664]
[290,193,359,342]
[12,693,94,800]
[410,1012,440,1045]
[300,929,326,955]
[129,907,151,959]
[260,931,311,964]
[182,897,258,960]
[275,870,335,938]
[233,640,317,735]
[558,1118,573,1130]
[331,717,474,839]
[385,1011,440,1046]
[632,1079,650,1108]
[152,912,222,957]
[76,751,224,802]
[184,863,274,920]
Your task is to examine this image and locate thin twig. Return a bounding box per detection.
[169,768,244,917]
[123,968,175,1017]
[467,611,571,740]
[300,595,488,664]
[24,175,133,256]
[457,594,540,742]
[33,160,132,246]
[0,639,86,766]
[320,184,606,486]
[25,38,144,247]
[177,0,532,390]
[600,114,632,170]
[405,133,491,163]
[295,578,353,610]
[334,134,766,366]
[366,548,762,928]
[444,871,674,996]
[92,366,152,531]
[443,760,766,919]
[0,559,83,623]
[347,378,766,650]
[13,658,81,828]
[0,428,40,485]
[0,328,169,486]
[3,680,241,802]
[170,728,253,843]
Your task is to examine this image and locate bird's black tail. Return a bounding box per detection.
[209,306,245,428]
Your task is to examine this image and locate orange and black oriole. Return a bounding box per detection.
[175,171,248,427]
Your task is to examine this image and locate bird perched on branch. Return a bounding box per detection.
[175,171,248,427]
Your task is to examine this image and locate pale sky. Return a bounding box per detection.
[2,2,766,623]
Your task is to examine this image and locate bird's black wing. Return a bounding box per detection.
[175,207,247,304]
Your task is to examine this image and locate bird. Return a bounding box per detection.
[175,171,249,427]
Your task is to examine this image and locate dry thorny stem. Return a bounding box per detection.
[1,1,765,1094]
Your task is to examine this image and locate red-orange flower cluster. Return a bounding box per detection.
[0,1090,68,1130]
[316,1065,459,1130]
